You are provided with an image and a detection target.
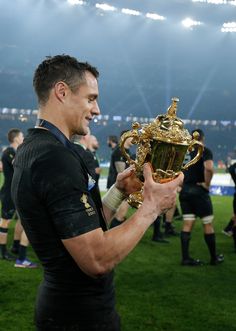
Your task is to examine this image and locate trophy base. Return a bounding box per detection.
[127,190,143,209]
[127,169,180,209]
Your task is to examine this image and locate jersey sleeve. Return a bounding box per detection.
[32,148,101,240]
[1,148,15,168]
[203,147,213,162]
[113,148,126,163]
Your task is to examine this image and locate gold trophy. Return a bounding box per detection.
[120,97,204,208]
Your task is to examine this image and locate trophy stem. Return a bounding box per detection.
[127,189,144,209]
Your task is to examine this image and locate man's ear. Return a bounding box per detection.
[54,81,67,102]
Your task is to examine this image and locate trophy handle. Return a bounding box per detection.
[182,140,204,170]
[120,122,141,166]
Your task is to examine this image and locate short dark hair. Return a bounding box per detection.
[108,135,118,144]
[7,129,22,143]
[120,130,129,138]
[33,54,99,106]
[191,128,204,141]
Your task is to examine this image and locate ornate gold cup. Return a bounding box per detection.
[120,97,204,208]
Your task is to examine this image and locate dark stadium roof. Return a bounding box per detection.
[0,0,235,120]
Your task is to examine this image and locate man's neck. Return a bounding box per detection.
[10,142,18,150]
[37,110,70,139]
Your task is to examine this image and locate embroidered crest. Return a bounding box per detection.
[80,193,91,209]
[80,193,96,216]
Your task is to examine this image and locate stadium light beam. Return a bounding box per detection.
[95,3,117,11]
[146,13,166,21]
[121,8,141,16]
[67,0,85,5]
[182,18,202,28]
[192,0,236,4]
[221,21,236,32]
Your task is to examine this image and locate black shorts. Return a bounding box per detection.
[179,184,213,219]
[0,192,15,220]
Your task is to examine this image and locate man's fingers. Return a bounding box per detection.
[117,165,135,180]
[170,172,184,187]
[177,172,184,184]
[143,163,153,182]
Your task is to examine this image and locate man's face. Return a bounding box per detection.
[90,136,99,150]
[124,137,133,149]
[15,132,24,146]
[65,71,100,136]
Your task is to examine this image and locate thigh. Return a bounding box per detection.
[179,191,195,216]
[180,186,212,219]
[1,193,15,220]
[194,188,213,218]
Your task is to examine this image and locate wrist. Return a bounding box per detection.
[102,185,126,212]
[139,201,159,224]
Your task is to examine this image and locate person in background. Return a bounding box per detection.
[11,54,183,330]
[179,129,224,266]
[106,135,118,190]
[88,134,101,185]
[107,130,133,228]
[0,129,36,268]
[222,162,236,237]
[228,162,236,251]
[107,135,118,150]
[71,131,103,217]
[152,216,169,244]
[152,203,179,244]
[163,203,180,237]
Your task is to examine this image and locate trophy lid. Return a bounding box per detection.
[147,97,192,145]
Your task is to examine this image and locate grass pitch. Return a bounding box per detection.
[0,190,236,330]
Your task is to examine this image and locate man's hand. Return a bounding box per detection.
[197,182,209,191]
[142,163,184,216]
[115,165,142,196]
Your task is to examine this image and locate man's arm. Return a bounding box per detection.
[203,159,214,190]
[95,166,102,175]
[114,161,126,173]
[102,166,141,222]
[62,164,183,278]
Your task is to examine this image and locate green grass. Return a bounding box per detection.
[115,195,236,331]
[1,181,236,330]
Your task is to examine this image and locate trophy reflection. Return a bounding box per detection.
[120,97,204,208]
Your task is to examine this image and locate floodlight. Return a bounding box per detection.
[209,0,227,4]
[121,8,141,16]
[95,3,117,11]
[192,0,236,4]
[146,13,166,21]
[67,0,85,5]
[208,0,227,4]
[221,21,236,32]
[182,18,202,28]
[223,22,236,27]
